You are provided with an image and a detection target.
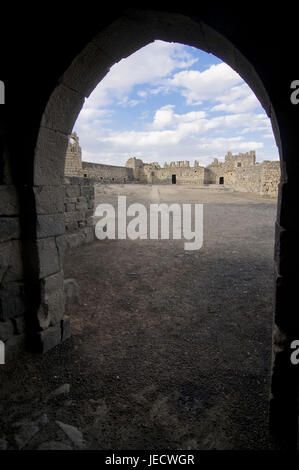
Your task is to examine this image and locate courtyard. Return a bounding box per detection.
[0,185,277,450]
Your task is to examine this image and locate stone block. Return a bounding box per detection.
[37,304,51,330]
[0,319,14,341]
[64,278,79,304]
[65,185,80,198]
[86,209,94,218]
[47,289,65,326]
[34,126,68,186]
[88,200,94,210]
[86,216,94,227]
[76,201,88,211]
[0,217,20,241]
[0,282,26,321]
[38,271,65,328]
[61,316,71,342]
[36,213,65,238]
[65,203,75,212]
[60,40,112,98]
[37,237,60,278]
[42,270,64,293]
[92,14,156,63]
[64,197,77,204]
[55,234,67,262]
[12,315,26,335]
[4,334,25,362]
[66,222,79,232]
[34,185,64,215]
[40,83,85,136]
[0,186,19,215]
[0,240,23,283]
[64,211,86,224]
[66,232,86,249]
[81,186,94,197]
[37,324,62,353]
[83,226,95,243]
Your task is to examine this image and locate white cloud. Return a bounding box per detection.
[74,41,279,168]
[81,40,197,110]
[76,106,269,166]
[151,105,207,130]
[167,62,243,105]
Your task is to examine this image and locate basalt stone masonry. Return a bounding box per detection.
[64,176,95,249]
[1,5,298,448]
[0,186,26,361]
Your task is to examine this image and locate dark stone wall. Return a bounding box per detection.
[0,5,298,448]
[64,176,95,248]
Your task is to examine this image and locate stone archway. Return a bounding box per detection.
[21,10,297,448]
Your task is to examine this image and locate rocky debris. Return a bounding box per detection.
[55,420,84,449]
[14,423,39,449]
[52,383,70,397]
[35,413,49,426]
[37,440,73,450]
[0,438,8,450]
[64,278,79,304]
[95,400,109,419]
[13,413,49,449]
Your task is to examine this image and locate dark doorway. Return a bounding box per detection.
[219,176,224,184]
[172,174,176,184]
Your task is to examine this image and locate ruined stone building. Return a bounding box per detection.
[1,5,298,448]
[65,132,134,183]
[65,133,280,197]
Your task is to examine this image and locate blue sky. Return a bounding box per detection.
[74,40,279,167]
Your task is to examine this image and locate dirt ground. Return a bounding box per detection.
[0,185,277,450]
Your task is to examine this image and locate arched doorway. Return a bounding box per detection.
[19,10,297,448]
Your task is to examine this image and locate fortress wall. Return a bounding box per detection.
[204,165,235,185]
[260,161,281,196]
[82,162,133,183]
[234,161,280,196]
[234,165,263,193]
[150,167,205,184]
[64,134,279,195]
[64,176,95,249]
[225,151,256,167]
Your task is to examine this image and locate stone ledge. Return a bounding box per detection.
[35,316,71,353]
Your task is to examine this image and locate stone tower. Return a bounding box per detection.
[64,132,83,176]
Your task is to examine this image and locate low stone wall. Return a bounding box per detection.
[82,162,133,183]
[0,185,26,360]
[64,176,95,249]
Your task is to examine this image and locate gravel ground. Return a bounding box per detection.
[0,185,277,450]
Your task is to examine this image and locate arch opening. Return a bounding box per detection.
[13,10,295,449]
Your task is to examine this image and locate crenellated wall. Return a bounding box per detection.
[65,134,280,196]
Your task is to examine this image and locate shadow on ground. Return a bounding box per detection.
[0,186,277,450]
